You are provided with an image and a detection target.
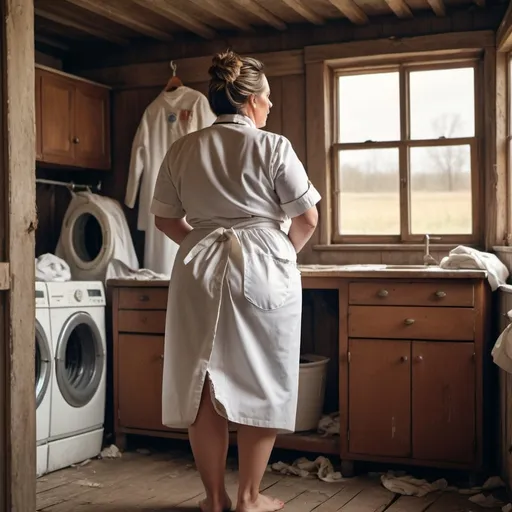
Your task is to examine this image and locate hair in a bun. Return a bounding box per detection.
[209,51,243,84]
[208,50,266,116]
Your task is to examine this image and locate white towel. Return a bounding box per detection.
[35,253,71,282]
[439,245,509,291]
[105,259,167,281]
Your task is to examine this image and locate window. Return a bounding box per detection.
[333,62,479,243]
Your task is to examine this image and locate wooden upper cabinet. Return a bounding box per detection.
[35,66,111,170]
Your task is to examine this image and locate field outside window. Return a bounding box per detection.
[333,62,479,244]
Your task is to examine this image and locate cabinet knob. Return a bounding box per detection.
[404,318,415,326]
[416,355,424,362]
[139,295,150,302]
[400,356,408,362]
[435,290,447,298]
[160,355,164,360]
[377,289,389,297]
[72,137,80,144]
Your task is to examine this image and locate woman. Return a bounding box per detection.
[151,50,320,512]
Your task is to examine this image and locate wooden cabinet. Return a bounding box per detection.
[108,270,491,473]
[343,277,491,472]
[35,65,111,170]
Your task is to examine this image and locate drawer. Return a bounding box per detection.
[118,310,166,334]
[348,281,474,307]
[119,288,168,310]
[348,306,475,341]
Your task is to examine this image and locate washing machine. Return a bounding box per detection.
[46,281,106,473]
[35,282,52,477]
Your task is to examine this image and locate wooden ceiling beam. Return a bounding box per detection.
[34,7,129,44]
[35,34,71,51]
[188,0,255,32]
[132,0,216,39]
[63,0,174,41]
[384,0,413,18]
[327,0,369,24]
[427,0,446,16]
[230,0,287,30]
[497,0,512,52]
[281,0,324,25]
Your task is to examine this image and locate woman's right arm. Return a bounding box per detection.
[288,206,318,253]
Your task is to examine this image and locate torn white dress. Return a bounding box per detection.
[150,114,321,432]
[125,86,216,275]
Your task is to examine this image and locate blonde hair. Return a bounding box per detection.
[208,50,266,115]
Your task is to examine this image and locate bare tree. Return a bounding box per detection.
[427,113,467,191]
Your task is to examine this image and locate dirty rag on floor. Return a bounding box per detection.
[268,456,343,483]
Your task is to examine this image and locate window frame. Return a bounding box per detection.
[330,57,483,246]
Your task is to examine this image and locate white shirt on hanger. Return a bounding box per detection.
[125,86,216,275]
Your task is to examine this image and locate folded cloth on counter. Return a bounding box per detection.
[439,245,509,291]
[105,259,168,281]
[35,253,71,282]
[268,456,343,483]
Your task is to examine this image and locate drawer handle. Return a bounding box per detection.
[400,356,408,363]
[139,295,150,302]
[435,291,447,298]
[377,289,389,298]
[404,318,415,326]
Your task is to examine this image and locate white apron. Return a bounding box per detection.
[162,217,303,432]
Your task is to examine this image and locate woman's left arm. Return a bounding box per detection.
[155,216,193,245]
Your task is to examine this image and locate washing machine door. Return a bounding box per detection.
[35,319,51,409]
[55,312,105,408]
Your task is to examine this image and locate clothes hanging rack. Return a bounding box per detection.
[36,178,102,192]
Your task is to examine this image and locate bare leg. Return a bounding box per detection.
[236,426,284,512]
[188,377,232,512]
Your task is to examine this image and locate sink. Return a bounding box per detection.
[385,264,438,269]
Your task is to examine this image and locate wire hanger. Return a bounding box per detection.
[164,60,183,92]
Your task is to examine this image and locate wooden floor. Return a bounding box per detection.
[36,445,506,512]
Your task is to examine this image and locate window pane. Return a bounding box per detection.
[409,67,475,139]
[337,72,400,143]
[337,148,400,235]
[410,145,472,235]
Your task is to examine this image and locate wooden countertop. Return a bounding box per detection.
[107,264,487,287]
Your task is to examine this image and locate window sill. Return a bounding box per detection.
[313,243,478,252]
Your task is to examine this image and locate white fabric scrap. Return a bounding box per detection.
[99,444,122,459]
[439,245,509,291]
[380,472,448,497]
[35,253,71,282]
[458,476,505,495]
[492,321,512,374]
[269,456,343,483]
[318,412,340,436]
[469,493,504,508]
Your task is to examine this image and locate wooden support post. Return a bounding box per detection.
[0,0,37,510]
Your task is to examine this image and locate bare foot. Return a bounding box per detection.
[199,494,233,512]
[236,494,284,512]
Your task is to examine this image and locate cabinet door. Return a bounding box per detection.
[348,339,411,457]
[412,341,475,463]
[39,70,75,165]
[118,334,165,431]
[74,83,110,170]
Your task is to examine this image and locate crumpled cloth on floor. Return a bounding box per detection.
[269,456,343,483]
[469,493,505,508]
[380,472,448,497]
[318,412,340,436]
[35,253,71,282]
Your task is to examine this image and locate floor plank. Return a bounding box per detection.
[36,447,506,512]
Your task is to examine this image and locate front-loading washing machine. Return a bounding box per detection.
[35,281,52,477]
[46,281,106,473]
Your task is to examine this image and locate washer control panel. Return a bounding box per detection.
[47,281,106,307]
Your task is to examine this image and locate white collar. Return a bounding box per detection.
[214,114,256,128]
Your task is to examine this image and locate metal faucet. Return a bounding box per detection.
[423,234,441,266]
